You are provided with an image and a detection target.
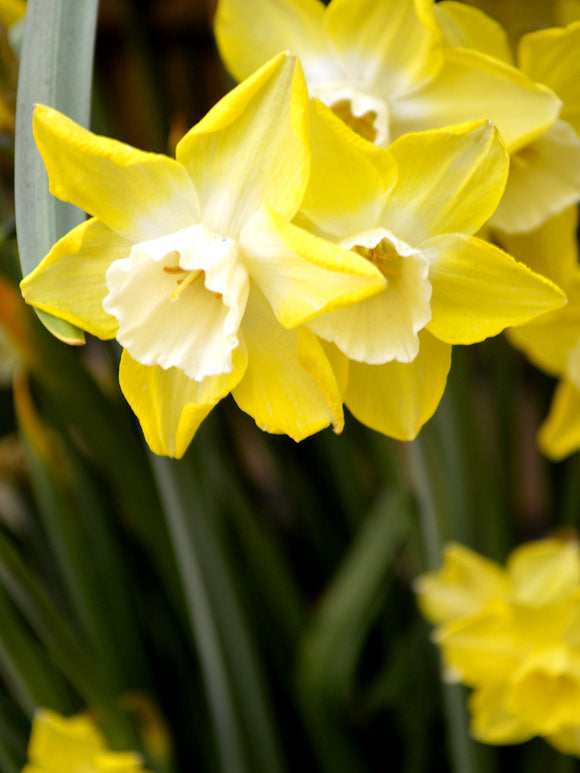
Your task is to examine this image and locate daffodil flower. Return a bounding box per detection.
[214,0,559,156]
[293,101,566,440]
[20,53,386,457]
[22,709,145,773]
[436,5,580,232]
[497,207,580,460]
[416,538,580,754]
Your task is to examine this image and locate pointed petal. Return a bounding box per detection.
[214,0,335,84]
[424,234,567,345]
[391,47,561,152]
[33,105,199,242]
[435,1,514,64]
[415,543,509,625]
[232,289,342,439]
[20,218,127,339]
[489,120,580,234]
[299,99,396,238]
[496,206,579,287]
[240,205,385,328]
[176,53,309,236]
[507,538,580,607]
[381,121,508,244]
[325,0,442,97]
[119,346,247,458]
[506,279,580,378]
[343,330,451,439]
[539,379,580,461]
[519,21,580,135]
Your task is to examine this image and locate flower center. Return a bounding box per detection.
[353,238,402,278]
[104,224,249,381]
[308,82,390,146]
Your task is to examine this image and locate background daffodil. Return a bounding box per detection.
[293,102,566,440]
[436,5,580,233]
[22,709,145,773]
[416,538,580,756]
[20,53,386,458]
[214,0,559,155]
[498,207,580,460]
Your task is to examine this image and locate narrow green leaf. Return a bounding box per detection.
[14,0,99,341]
[0,529,138,750]
[151,454,287,773]
[0,583,72,716]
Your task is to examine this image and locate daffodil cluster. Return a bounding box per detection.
[19,0,573,457]
[415,538,580,755]
[22,709,146,773]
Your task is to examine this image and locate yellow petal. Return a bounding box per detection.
[0,0,26,28]
[232,289,341,440]
[437,609,522,687]
[299,99,396,239]
[297,327,344,433]
[343,330,451,439]
[496,206,579,288]
[27,709,104,766]
[33,105,199,242]
[434,1,514,64]
[510,647,580,735]
[548,725,580,756]
[20,218,127,340]
[214,0,331,84]
[382,121,508,244]
[424,234,567,345]
[325,0,443,97]
[508,538,580,607]
[469,684,535,744]
[519,21,580,135]
[241,205,385,328]
[391,47,560,153]
[490,119,580,234]
[119,346,247,458]
[176,53,309,237]
[415,542,509,625]
[539,379,580,461]
[506,282,580,378]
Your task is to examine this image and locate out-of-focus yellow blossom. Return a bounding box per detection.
[436,4,580,232]
[20,53,387,457]
[214,0,559,154]
[460,0,579,44]
[22,709,145,772]
[292,101,566,440]
[498,207,580,460]
[0,0,25,30]
[415,538,580,754]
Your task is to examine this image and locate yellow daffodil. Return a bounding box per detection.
[416,537,580,754]
[20,53,387,457]
[498,207,580,460]
[22,709,145,773]
[436,4,580,232]
[214,0,559,156]
[292,101,566,440]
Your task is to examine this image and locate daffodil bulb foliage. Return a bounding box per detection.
[20,53,388,458]
[415,538,580,756]
[292,101,565,440]
[22,709,145,773]
[214,0,559,157]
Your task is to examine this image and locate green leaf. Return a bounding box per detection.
[14,0,100,342]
